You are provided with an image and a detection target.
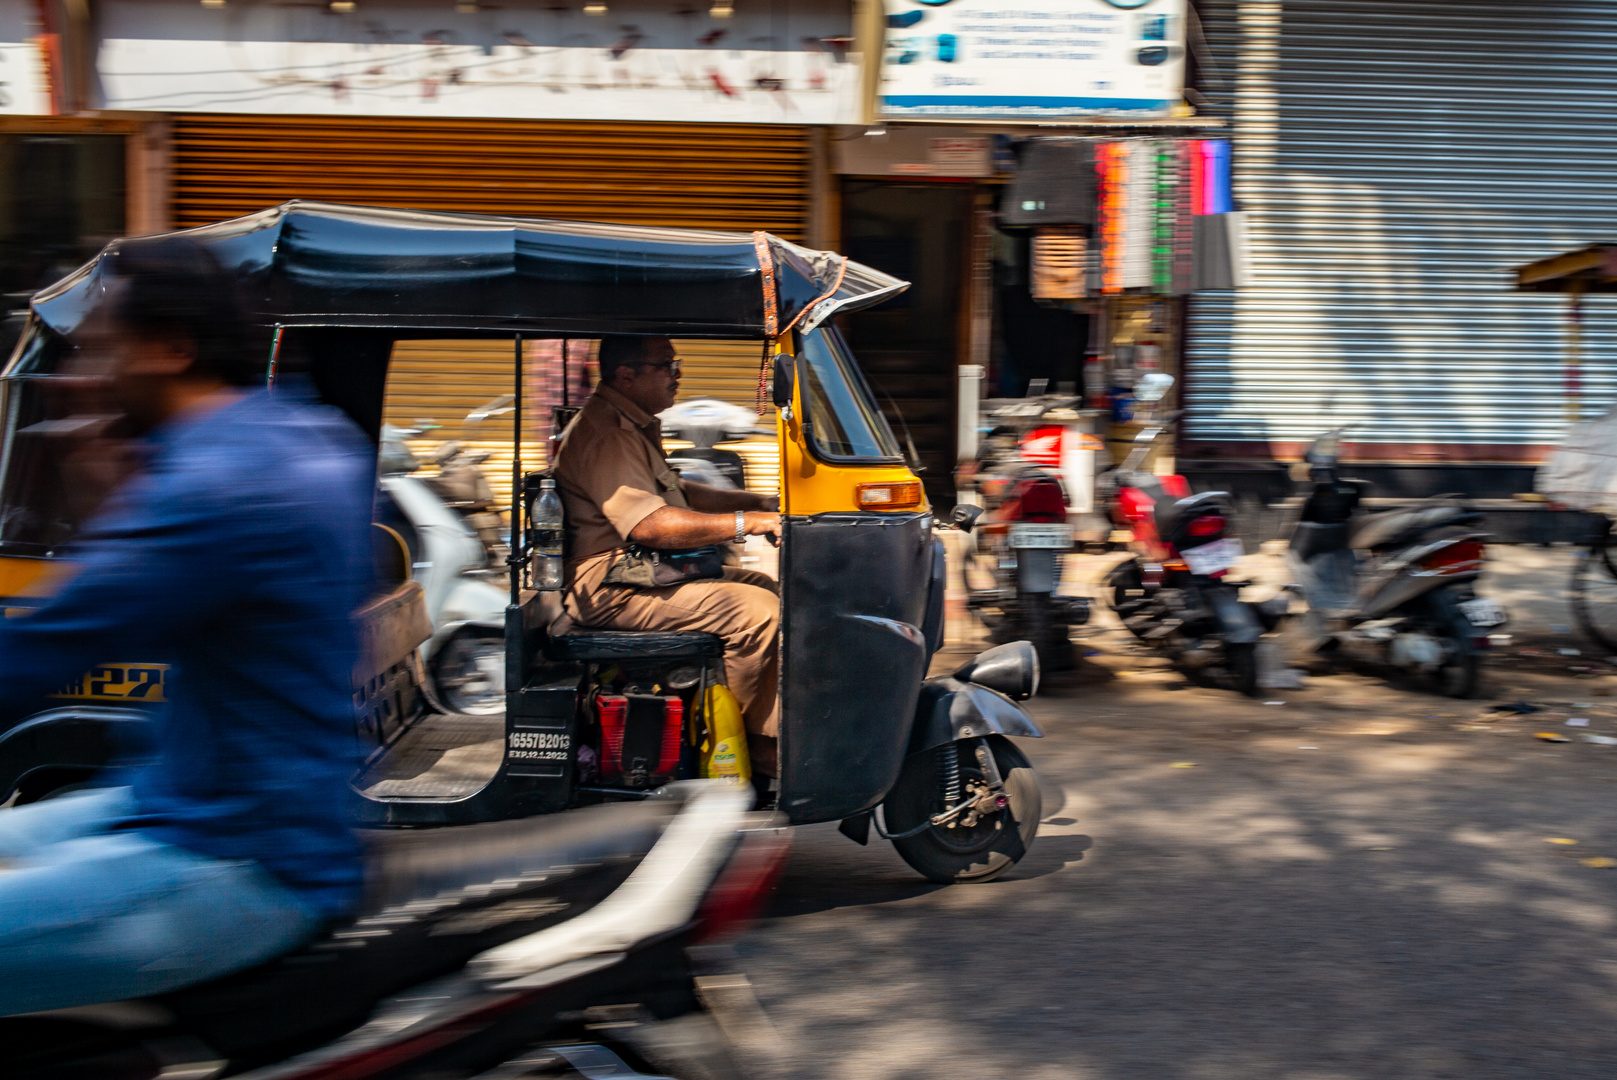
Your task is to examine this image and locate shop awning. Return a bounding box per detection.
[1514,245,1617,294]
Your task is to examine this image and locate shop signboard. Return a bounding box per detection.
[97,0,859,124]
[879,0,1186,121]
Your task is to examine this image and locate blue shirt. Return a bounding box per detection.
[0,385,374,916]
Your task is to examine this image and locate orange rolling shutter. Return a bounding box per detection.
[169,114,809,236]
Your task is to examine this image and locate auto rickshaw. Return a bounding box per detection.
[0,202,1045,883]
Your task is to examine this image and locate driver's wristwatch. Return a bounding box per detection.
[734,510,746,544]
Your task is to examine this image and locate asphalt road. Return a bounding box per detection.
[722,547,1617,1080]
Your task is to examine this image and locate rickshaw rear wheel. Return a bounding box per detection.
[884,737,1040,885]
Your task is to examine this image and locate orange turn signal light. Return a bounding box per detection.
[856,481,923,511]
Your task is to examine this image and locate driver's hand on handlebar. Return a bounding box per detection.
[743,511,782,542]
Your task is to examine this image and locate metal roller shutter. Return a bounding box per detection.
[1186,0,1617,460]
[170,114,809,236]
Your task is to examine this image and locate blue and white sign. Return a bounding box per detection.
[879,0,1186,120]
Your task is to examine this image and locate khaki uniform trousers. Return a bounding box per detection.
[566,557,781,774]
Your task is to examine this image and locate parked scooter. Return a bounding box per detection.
[379,407,512,715]
[5,781,786,1080]
[962,398,1092,671]
[1101,401,1266,695]
[1282,430,1504,698]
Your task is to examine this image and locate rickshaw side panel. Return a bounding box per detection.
[778,511,932,825]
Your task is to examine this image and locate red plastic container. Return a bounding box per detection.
[597,694,628,779]
[659,698,684,776]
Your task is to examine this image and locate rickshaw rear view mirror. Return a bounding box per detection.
[950,504,983,533]
[771,353,794,410]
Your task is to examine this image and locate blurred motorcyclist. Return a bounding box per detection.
[0,237,374,1015]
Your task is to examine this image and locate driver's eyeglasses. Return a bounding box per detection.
[634,359,681,377]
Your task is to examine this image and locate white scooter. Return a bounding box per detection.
[659,396,764,490]
[379,415,510,715]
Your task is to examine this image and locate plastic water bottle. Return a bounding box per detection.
[533,478,565,591]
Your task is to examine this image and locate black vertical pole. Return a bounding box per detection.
[511,333,523,606]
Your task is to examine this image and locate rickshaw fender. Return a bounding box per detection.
[907,676,1043,758]
[0,707,153,801]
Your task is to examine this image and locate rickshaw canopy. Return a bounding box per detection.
[25,201,908,344]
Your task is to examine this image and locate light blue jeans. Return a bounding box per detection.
[0,787,325,1016]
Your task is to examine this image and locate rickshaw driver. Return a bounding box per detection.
[553,336,785,775]
[0,238,374,1016]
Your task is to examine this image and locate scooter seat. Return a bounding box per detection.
[6,801,679,1069]
[546,629,724,662]
[1348,503,1467,550]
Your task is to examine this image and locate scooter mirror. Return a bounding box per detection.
[950,504,983,533]
[1304,430,1342,465]
[772,354,795,410]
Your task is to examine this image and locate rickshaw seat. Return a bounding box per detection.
[354,580,434,687]
[544,629,723,662]
[353,580,433,747]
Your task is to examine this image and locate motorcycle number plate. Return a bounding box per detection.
[1459,597,1507,627]
[1009,523,1072,549]
[1180,537,1244,576]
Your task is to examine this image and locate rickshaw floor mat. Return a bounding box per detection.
[353,712,505,799]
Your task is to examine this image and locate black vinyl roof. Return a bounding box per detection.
[29,201,908,340]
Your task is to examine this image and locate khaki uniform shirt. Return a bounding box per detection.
[552,385,689,568]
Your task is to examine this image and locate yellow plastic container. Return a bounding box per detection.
[700,684,751,785]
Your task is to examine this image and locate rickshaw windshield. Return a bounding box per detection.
[799,327,903,463]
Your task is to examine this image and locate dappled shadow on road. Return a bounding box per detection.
[759,823,946,920]
[732,663,1617,1080]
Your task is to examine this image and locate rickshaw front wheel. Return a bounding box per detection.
[883,737,1040,885]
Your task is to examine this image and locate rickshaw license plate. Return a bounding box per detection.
[1181,537,1244,576]
[1460,597,1507,627]
[1009,523,1072,549]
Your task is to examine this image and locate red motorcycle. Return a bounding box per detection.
[961,410,1091,672]
[1101,420,1269,695]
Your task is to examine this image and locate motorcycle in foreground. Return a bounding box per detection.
[1102,407,1267,696]
[1282,430,1504,698]
[7,781,786,1079]
[962,398,1093,671]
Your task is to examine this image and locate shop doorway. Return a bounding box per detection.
[990,231,1090,399]
[839,180,973,508]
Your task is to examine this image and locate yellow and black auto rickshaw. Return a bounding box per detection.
[0,202,1045,883]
